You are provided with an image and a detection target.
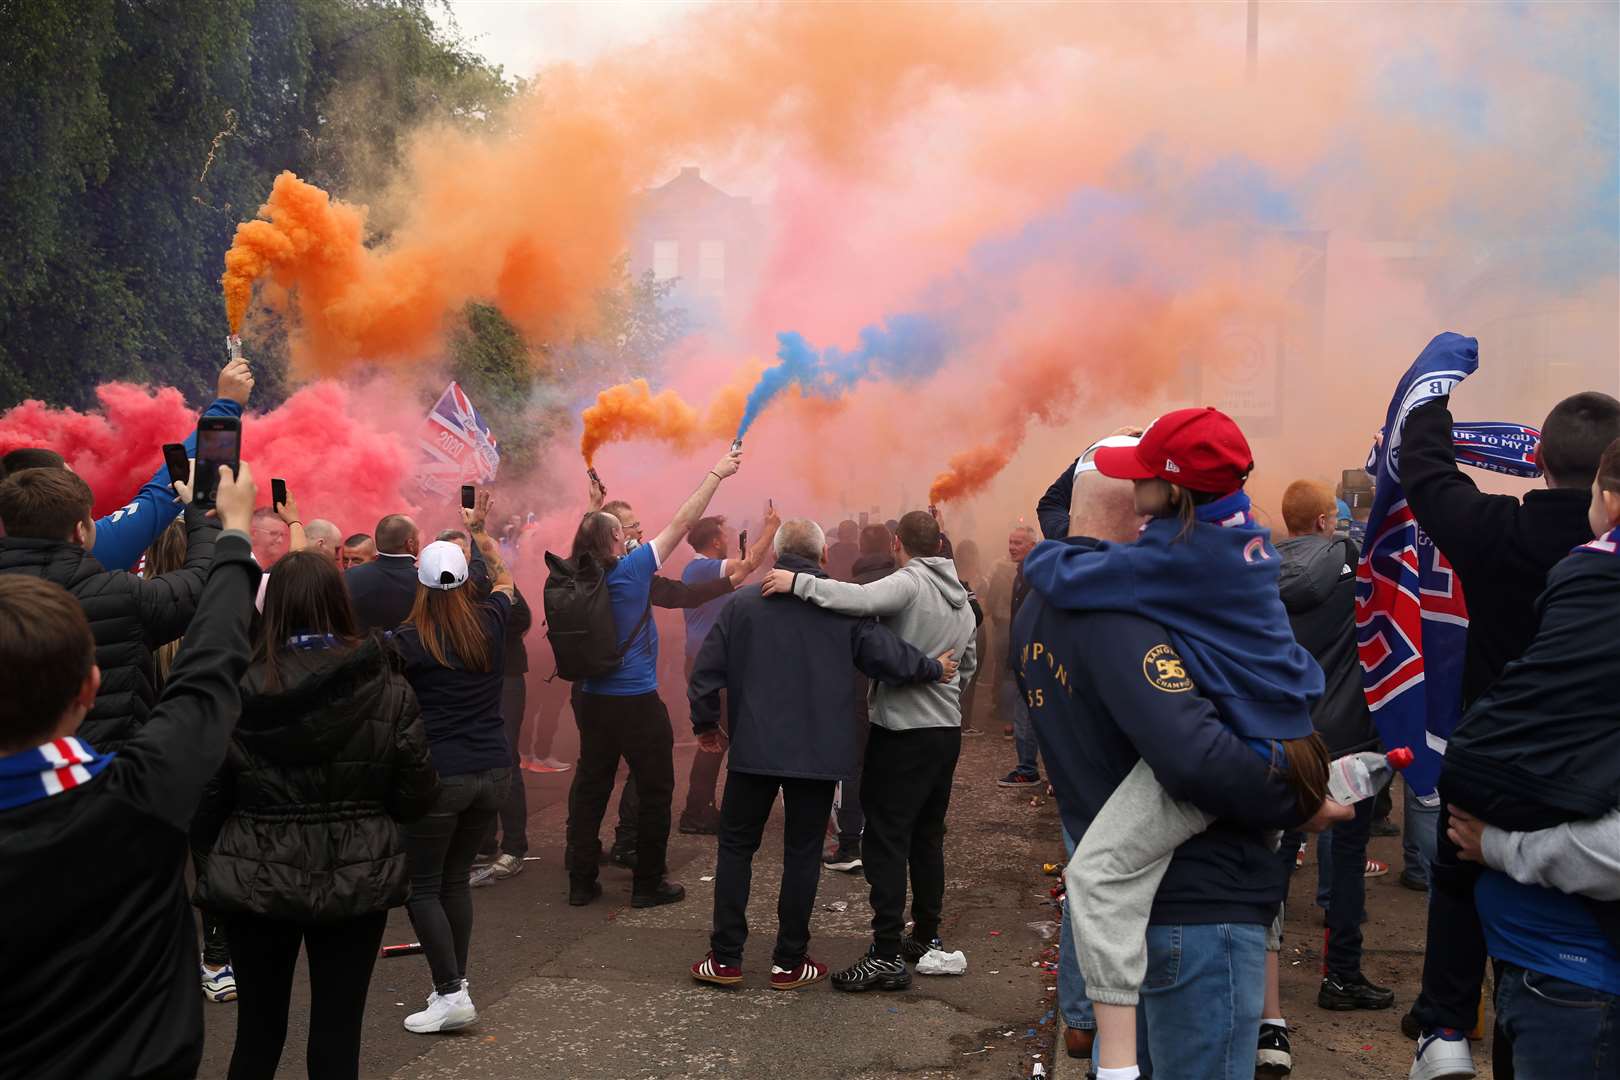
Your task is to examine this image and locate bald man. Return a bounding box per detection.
[303,519,343,562]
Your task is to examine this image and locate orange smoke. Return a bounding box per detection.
[580,380,703,466]
[929,280,1272,504]
[222,173,365,339]
[217,4,1049,373]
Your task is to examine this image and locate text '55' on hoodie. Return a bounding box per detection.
[790,555,979,731]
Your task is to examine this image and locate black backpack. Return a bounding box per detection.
[542,550,652,681]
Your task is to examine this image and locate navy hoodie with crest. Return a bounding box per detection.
[1020,490,1322,743]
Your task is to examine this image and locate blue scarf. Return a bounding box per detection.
[0,737,115,811]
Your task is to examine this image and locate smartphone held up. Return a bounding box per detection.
[191,417,241,510]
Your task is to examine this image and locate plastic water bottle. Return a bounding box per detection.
[1326,747,1414,804]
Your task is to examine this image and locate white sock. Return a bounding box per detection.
[1097,1067,1141,1080]
[1262,1018,1287,1029]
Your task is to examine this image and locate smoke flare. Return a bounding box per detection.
[0,382,416,531]
[735,314,949,439]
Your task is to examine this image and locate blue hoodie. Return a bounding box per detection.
[1020,489,1321,742]
[90,398,243,572]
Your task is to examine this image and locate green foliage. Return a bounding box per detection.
[0,0,517,409]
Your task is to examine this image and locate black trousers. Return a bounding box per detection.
[481,674,530,858]
[1412,802,1489,1031]
[836,701,871,847]
[680,655,726,819]
[861,725,961,956]
[220,910,387,1080]
[566,691,675,893]
[404,768,509,993]
[1325,793,1376,978]
[710,771,837,969]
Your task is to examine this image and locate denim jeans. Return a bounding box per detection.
[1403,780,1440,886]
[1495,961,1619,1080]
[1137,922,1268,1080]
[1324,795,1375,978]
[998,670,1039,779]
[404,767,511,993]
[1059,826,1096,1031]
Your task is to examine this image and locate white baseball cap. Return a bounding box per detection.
[418,540,469,590]
[1073,433,1142,478]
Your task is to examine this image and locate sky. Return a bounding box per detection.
[438,1,705,79]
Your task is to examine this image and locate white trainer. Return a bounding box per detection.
[1409,1031,1476,1080]
[200,963,237,1004]
[404,988,477,1033]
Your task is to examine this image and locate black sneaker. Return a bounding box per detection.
[568,880,602,907]
[1318,971,1396,1011]
[823,842,863,873]
[831,946,911,992]
[679,806,722,835]
[1370,816,1401,837]
[1256,1022,1293,1076]
[608,844,638,869]
[900,935,943,964]
[631,880,686,908]
[1399,869,1430,892]
[1401,1006,1422,1041]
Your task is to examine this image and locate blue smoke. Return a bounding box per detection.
[735,313,950,438]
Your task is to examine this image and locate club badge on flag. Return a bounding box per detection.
[415,382,500,499]
[1354,333,1542,797]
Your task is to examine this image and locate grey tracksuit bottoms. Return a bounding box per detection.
[1065,760,1283,1006]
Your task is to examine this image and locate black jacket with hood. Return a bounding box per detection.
[688,553,943,781]
[1277,533,1378,756]
[194,635,440,922]
[0,530,257,1080]
[0,504,216,754]
[1441,542,1620,832]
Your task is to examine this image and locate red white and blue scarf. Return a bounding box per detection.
[1578,525,1620,555]
[0,737,114,811]
[1355,333,1545,797]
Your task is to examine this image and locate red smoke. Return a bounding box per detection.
[0,382,416,535]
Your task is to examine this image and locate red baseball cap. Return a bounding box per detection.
[1092,407,1254,493]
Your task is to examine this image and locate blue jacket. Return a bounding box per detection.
[1020,490,1321,742]
[90,398,244,572]
[1013,537,1304,927]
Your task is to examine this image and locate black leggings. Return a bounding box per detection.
[221,911,387,1080]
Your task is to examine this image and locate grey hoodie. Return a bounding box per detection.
[792,555,978,731]
[1275,533,1377,755]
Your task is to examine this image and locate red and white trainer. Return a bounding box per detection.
[691,953,743,987]
[770,957,828,991]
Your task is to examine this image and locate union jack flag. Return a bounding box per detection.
[1354,334,1542,796]
[416,382,501,499]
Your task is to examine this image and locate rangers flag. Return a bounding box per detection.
[1354,333,1542,797]
[416,382,500,498]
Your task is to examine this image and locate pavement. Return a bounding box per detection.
[197,698,1478,1080]
[198,718,1067,1080]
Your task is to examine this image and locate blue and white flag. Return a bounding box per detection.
[1354,333,1543,797]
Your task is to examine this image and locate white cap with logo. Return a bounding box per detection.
[417,540,470,590]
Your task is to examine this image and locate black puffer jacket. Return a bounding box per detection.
[0,507,215,754]
[194,635,440,923]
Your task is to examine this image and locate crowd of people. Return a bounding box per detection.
[0,346,1615,1080]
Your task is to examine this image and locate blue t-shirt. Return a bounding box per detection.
[681,556,731,659]
[581,543,661,697]
[1476,870,1620,994]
